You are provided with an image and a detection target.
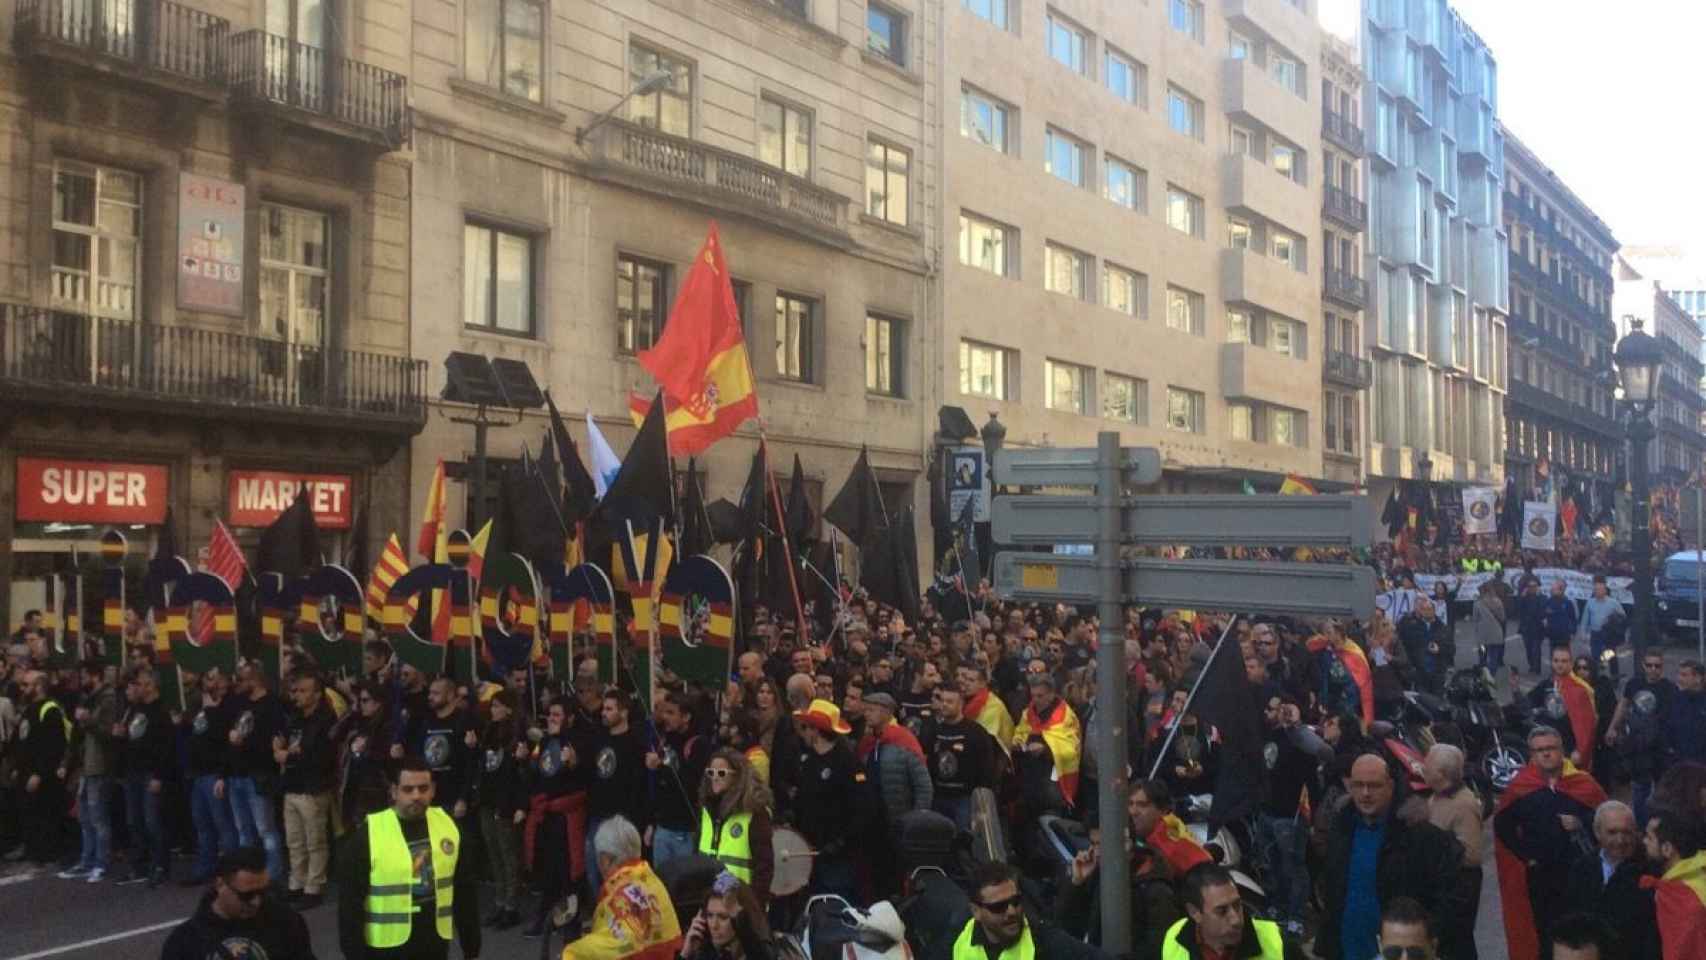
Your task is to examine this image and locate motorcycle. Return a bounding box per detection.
[1440,664,1531,796]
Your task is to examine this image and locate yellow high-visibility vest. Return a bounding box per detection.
[1159,917,1286,960]
[364,807,458,948]
[951,918,1034,960]
[697,809,755,882]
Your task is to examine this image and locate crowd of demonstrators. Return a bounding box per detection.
[10,579,1706,960]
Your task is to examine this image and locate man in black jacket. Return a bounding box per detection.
[931,860,1108,960]
[13,669,69,865]
[119,666,176,886]
[159,846,316,960]
[182,666,238,885]
[920,685,999,831]
[646,688,709,869]
[228,661,287,886]
[583,688,648,893]
[1562,800,1660,960]
[276,670,337,907]
[1398,600,1452,695]
[1317,754,1469,960]
[397,677,473,821]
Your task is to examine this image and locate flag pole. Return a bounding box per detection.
[758,433,810,643]
[1146,615,1240,781]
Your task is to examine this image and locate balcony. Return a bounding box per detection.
[1219,341,1312,409]
[1323,184,1368,232]
[581,118,853,246]
[1323,269,1369,310]
[1510,254,1607,324]
[1222,153,1312,235]
[13,0,229,95]
[1663,373,1706,410]
[1507,380,1619,440]
[0,304,427,434]
[228,31,408,148]
[1504,191,1614,288]
[1220,248,1314,317]
[1223,0,1312,70]
[1322,107,1364,155]
[1323,348,1373,390]
[1221,57,1314,153]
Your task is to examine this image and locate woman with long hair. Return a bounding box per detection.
[751,678,783,756]
[678,873,775,960]
[477,689,526,929]
[696,749,775,903]
[334,679,395,828]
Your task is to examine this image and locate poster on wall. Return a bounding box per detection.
[176,172,245,316]
[947,445,990,523]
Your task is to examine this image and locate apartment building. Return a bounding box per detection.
[1501,130,1620,506]
[1320,31,1371,487]
[0,0,422,623]
[1615,255,1706,481]
[943,0,1332,491]
[1360,0,1509,511]
[1620,245,1706,357]
[407,0,936,543]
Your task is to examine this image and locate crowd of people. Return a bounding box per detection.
[3,581,1706,960]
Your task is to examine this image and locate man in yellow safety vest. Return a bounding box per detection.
[1158,864,1300,960]
[337,756,481,960]
[948,861,1108,960]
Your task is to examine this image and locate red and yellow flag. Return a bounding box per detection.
[1013,697,1082,808]
[1148,813,1213,877]
[1642,852,1706,960]
[966,687,1014,752]
[415,460,446,560]
[633,222,758,455]
[1559,672,1600,773]
[1496,761,1607,960]
[1279,474,1317,495]
[366,533,411,621]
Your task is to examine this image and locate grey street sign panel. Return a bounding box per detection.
[992,552,1376,619]
[992,447,1163,488]
[993,494,1373,547]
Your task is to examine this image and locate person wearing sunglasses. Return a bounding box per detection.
[1605,651,1674,824]
[1373,896,1436,960]
[159,846,315,960]
[696,749,775,903]
[951,860,1108,960]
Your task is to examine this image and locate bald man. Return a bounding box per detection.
[15,670,69,865]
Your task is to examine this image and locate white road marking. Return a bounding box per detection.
[0,869,41,886]
[3,919,181,960]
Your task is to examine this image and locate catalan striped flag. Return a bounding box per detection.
[195,520,248,644]
[366,533,410,621]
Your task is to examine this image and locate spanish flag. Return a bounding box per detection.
[1558,671,1600,773]
[1307,633,1375,728]
[1279,474,1317,495]
[1013,697,1082,808]
[966,687,1014,752]
[1147,813,1213,877]
[1642,851,1706,960]
[1496,760,1607,960]
[633,222,759,455]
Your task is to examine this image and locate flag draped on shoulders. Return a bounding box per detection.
[1558,672,1599,773]
[563,858,682,960]
[858,721,925,763]
[965,688,1014,752]
[1013,697,1081,808]
[1307,632,1374,727]
[1642,851,1706,960]
[634,222,759,455]
[1494,762,1608,960]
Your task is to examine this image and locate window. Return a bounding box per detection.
[1167,86,1203,139]
[464,0,543,101]
[963,0,1007,30]
[1229,403,1253,440]
[1271,53,1304,97]
[628,45,692,136]
[1169,0,1203,41]
[1045,244,1090,300]
[51,161,140,319]
[1103,264,1146,318]
[1227,217,1252,250]
[959,212,1013,276]
[1166,186,1203,237]
[1324,391,1340,452]
[1229,123,1256,158]
[1229,31,1253,60]
[1103,373,1145,423]
[960,340,1013,399]
[1105,48,1143,105]
[1269,317,1298,357]
[616,255,669,353]
[1047,12,1087,75]
[260,204,329,352]
[1045,128,1087,187]
[1104,156,1145,211]
[1227,309,1251,343]
[774,292,816,382]
[463,223,534,334]
[1271,231,1304,271]
[1166,387,1204,433]
[866,313,902,396]
[866,140,910,225]
[731,279,752,337]
[1269,407,1303,446]
[867,3,906,66]
[960,87,1011,153]
[1045,360,1091,414]
[758,97,812,177]
[1272,142,1302,183]
[1166,285,1204,335]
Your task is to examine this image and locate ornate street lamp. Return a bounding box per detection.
[1615,317,1664,657]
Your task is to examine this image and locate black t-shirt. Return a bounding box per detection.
[184,696,236,778]
[898,691,935,738]
[586,725,649,825]
[406,709,473,807]
[228,693,285,780]
[922,719,996,797]
[120,698,175,780]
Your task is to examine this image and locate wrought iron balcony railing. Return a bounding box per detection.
[1323,107,1364,155]
[1323,348,1373,389]
[228,30,408,144]
[13,0,229,85]
[1323,269,1369,309]
[1323,183,1368,231]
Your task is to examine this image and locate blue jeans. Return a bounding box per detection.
[76,774,114,871]
[1254,812,1309,929]
[1481,643,1506,670]
[191,775,239,880]
[227,776,285,885]
[585,816,609,893]
[123,775,166,876]
[651,826,695,869]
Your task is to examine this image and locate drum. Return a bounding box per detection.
[771,826,815,896]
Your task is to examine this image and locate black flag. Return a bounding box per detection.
[861,506,921,624]
[256,490,320,580]
[783,454,815,551]
[825,446,887,548]
[1191,622,1267,825]
[600,388,674,534]
[345,508,370,580]
[680,458,713,557]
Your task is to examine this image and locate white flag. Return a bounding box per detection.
[1521,500,1556,551]
[1462,487,1498,536]
[585,412,622,500]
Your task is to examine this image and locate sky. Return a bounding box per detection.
[1318,0,1706,265]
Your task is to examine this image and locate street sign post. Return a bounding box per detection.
[987,434,1375,955]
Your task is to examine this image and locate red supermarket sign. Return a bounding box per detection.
[16,458,170,524]
[227,471,353,529]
